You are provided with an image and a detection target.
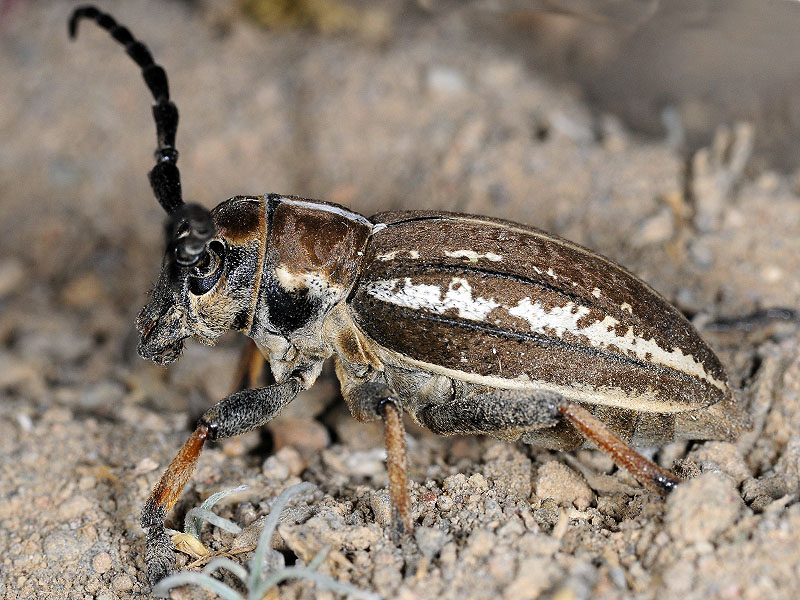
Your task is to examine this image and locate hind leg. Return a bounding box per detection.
[414,390,681,495]
[558,403,680,494]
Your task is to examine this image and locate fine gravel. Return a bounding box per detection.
[2,2,800,599]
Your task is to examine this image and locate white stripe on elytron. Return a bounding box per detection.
[364,277,727,392]
[377,250,420,261]
[366,277,500,321]
[444,250,503,262]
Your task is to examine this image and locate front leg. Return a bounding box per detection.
[141,378,301,585]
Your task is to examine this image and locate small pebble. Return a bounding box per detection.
[347,526,379,550]
[275,446,305,476]
[78,475,97,491]
[483,444,532,498]
[465,528,495,559]
[43,530,90,562]
[57,495,92,520]
[467,473,489,492]
[534,498,560,530]
[333,410,384,450]
[426,65,466,95]
[59,273,105,309]
[631,206,674,247]
[506,556,558,600]
[111,574,134,592]
[91,552,112,574]
[442,473,467,492]
[437,495,454,512]
[487,552,515,582]
[0,258,24,299]
[221,430,261,458]
[773,435,800,493]
[16,413,34,432]
[370,490,392,528]
[269,417,330,454]
[134,457,159,474]
[535,461,593,508]
[687,442,751,484]
[343,448,387,477]
[85,577,101,594]
[263,455,290,481]
[414,526,451,559]
[665,472,743,544]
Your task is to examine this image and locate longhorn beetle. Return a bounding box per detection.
[69,5,747,586]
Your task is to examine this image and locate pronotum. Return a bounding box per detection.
[69,5,748,586]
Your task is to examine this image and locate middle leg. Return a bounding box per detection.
[230,338,268,393]
[338,376,413,536]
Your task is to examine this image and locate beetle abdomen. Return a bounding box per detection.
[350,212,729,413]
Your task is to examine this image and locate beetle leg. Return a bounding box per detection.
[559,402,681,495]
[230,339,268,392]
[414,389,563,436]
[380,400,414,538]
[414,391,681,495]
[141,378,301,584]
[337,373,414,536]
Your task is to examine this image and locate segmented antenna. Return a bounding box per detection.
[69,5,216,266]
[69,4,183,215]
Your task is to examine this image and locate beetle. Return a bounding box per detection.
[69,5,748,586]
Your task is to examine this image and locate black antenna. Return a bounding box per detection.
[69,4,182,214]
[69,5,215,266]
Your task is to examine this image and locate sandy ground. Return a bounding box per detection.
[2,1,800,599]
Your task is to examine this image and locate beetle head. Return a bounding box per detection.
[68,11,265,366]
[137,197,265,365]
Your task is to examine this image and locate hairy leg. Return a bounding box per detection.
[559,403,681,494]
[141,378,301,584]
[414,390,680,494]
[339,377,413,536]
[230,339,267,393]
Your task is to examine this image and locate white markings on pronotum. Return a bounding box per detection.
[281,197,373,226]
[620,302,633,314]
[444,250,503,262]
[365,276,726,392]
[274,267,341,297]
[365,277,499,321]
[591,288,602,298]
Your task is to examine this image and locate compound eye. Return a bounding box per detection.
[189,240,225,295]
